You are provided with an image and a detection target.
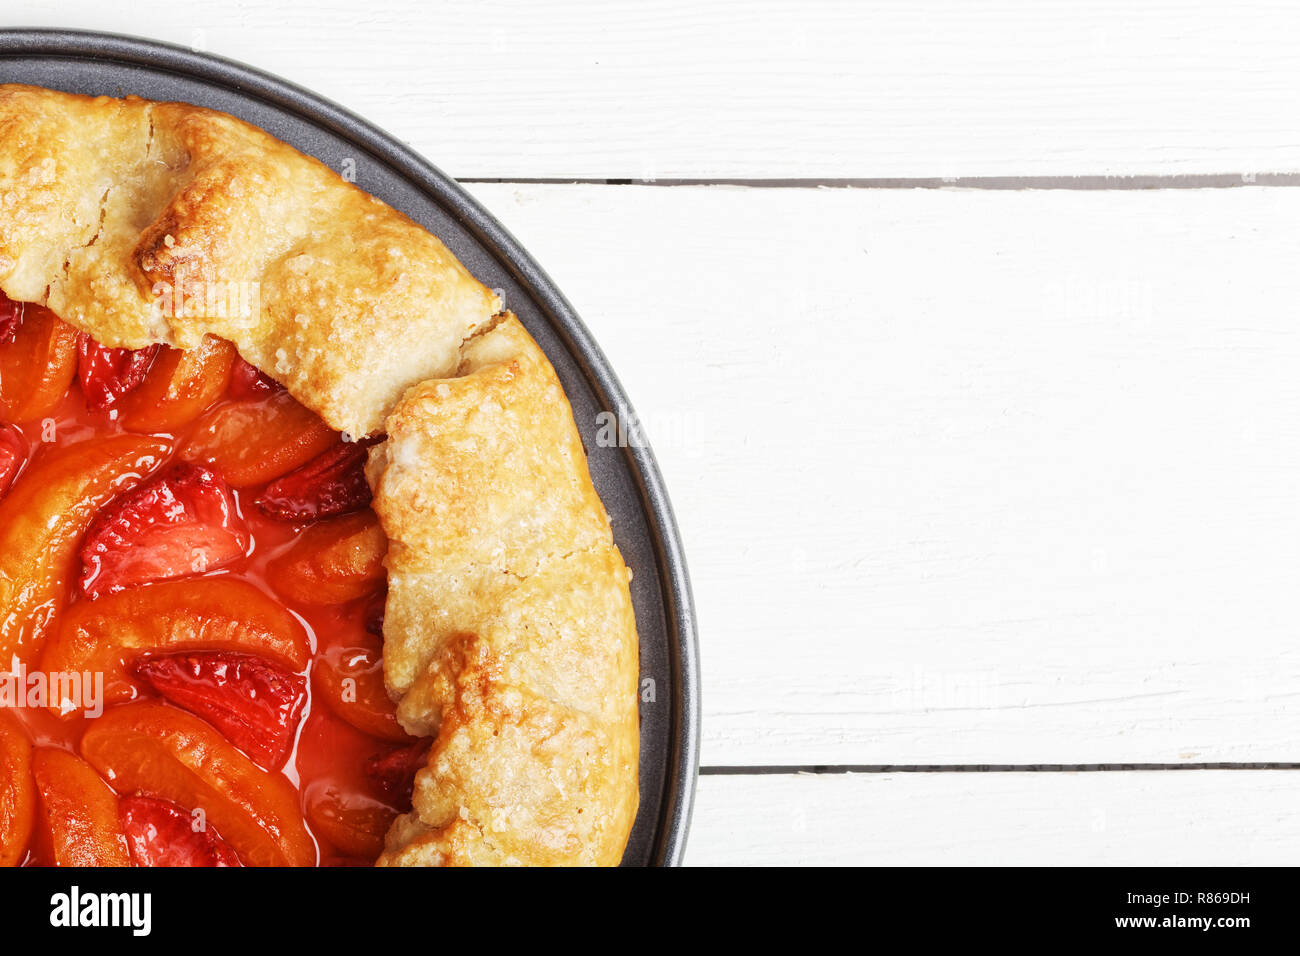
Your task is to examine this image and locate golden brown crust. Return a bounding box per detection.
[0,86,639,866]
[0,84,500,438]
[370,316,639,866]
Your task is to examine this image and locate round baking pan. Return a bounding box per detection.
[0,28,699,867]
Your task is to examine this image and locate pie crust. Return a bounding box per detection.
[0,84,640,866]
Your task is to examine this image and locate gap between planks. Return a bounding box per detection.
[701,763,1300,775]
[461,174,1300,189]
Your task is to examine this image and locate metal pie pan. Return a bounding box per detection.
[0,28,699,867]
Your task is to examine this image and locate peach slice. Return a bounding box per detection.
[41,578,312,710]
[31,748,129,867]
[81,701,316,867]
[180,391,338,487]
[267,511,387,606]
[0,711,34,867]
[0,435,172,667]
[0,425,23,500]
[120,335,237,433]
[304,785,395,859]
[0,303,78,422]
[314,631,411,744]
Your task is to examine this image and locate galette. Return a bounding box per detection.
[0,84,639,867]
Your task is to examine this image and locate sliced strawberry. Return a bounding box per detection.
[0,291,23,344]
[77,333,161,409]
[119,795,242,867]
[0,425,24,498]
[255,436,380,522]
[132,651,307,770]
[364,740,432,807]
[228,356,283,400]
[79,463,249,598]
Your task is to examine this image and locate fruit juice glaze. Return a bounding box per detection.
[0,295,426,867]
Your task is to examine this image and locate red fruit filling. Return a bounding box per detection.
[79,463,249,599]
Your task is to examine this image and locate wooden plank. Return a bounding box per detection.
[466,182,1300,766]
[13,0,1300,179]
[687,771,1300,865]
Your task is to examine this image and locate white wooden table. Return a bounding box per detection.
[18,0,1300,865]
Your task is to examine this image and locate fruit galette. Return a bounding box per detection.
[0,85,640,867]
